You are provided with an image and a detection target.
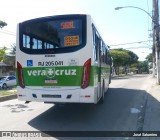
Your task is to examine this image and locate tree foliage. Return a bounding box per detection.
[8,44,16,70]
[110,49,129,67]
[0,20,7,28]
[145,53,152,62]
[10,43,16,55]
[111,48,138,66]
[0,47,7,62]
[131,61,149,74]
[0,20,7,62]
[124,49,139,65]
[110,48,139,75]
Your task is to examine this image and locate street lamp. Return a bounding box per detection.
[115,6,152,20]
[115,5,160,84]
[115,6,159,27]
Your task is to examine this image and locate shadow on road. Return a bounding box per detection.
[27,86,155,138]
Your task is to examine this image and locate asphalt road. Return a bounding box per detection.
[0,74,151,140]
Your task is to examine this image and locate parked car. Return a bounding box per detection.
[0,76,16,89]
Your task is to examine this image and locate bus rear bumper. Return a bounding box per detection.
[17,86,95,104]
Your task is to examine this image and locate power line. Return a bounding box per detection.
[125,46,152,49]
[0,29,16,36]
[110,40,151,46]
[2,29,15,34]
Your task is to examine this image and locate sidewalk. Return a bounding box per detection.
[143,75,160,131]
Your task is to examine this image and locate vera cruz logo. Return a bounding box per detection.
[46,68,55,78]
[27,68,77,78]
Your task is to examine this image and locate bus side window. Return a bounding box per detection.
[104,48,111,65]
[101,42,106,63]
[100,40,104,62]
[107,52,111,65]
[105,49,108,64]
[92,24,100,62]
[92,26,97,61]
[92,24,106,63]
[95,35,100,61]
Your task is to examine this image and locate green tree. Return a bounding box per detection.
[111,49,138,64]
[4,44,16,70]
[123,49,138,74]
[0,20,7,62]
[145,53,152,62]
[0,20,7,28]
[132,61,149,74]
[10,43,16,55]
[10,43,16,70]
[125,50,139,64]
[110,48,138,75]
[0,47,7,62]
[110,49,130,75]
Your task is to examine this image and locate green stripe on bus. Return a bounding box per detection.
[16,66,92,86]
[16,66,110,87]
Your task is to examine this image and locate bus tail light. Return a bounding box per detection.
[17,62,25,88]
[81,58,91,89]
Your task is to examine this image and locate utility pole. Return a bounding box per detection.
[152,32,156,77]
[153,0,160,84]
[152,0,156,78]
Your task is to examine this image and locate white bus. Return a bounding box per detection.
[16,14,112,104]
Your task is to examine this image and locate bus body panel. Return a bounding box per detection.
[16,14,111,104]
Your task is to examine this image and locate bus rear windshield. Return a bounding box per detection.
[19,15,86,54]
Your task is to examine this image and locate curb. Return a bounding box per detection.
[143,76,160,131]
[0,94,17,102]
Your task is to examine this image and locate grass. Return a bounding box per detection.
[0,87,17,97]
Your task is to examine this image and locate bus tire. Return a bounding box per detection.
[109,74,111,84]
[2,83,8,89]
[98,82,105,104]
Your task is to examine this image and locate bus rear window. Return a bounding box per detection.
[19,15,86,54]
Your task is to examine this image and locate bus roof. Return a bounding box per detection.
[19,14,90,24]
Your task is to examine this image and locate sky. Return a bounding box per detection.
[0,0,152,60]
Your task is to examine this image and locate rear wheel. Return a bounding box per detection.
[98,82,105,104]
[2,83,8,89]
[109,73,111,84]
